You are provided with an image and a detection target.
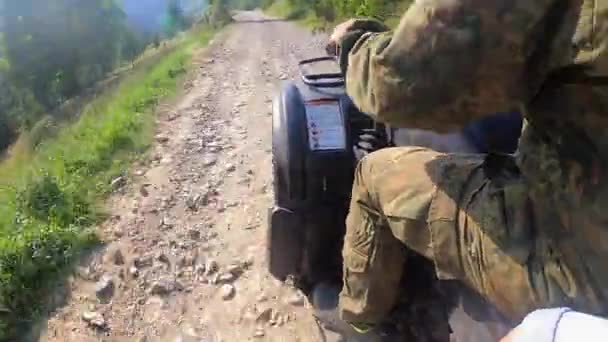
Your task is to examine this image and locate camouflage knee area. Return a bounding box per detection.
[354,146,445,223]
[340,211,406,323]
[340,147,443,323]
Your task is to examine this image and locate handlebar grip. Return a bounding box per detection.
[298,57,344,88]
[325,41,339,57]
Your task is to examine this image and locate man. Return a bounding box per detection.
[327,0,608,339]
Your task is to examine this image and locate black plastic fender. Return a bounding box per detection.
[269,82,308,280]
[267,207,305,280]
[268,80,355,284]
[272,82,307,208]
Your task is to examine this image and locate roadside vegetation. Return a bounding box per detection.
[0,2,222,338]
[217,0,411,30]
[262,0,411,29]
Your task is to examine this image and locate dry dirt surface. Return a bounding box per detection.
[37,11,344,342]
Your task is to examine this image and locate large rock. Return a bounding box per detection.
[82,311,106,329]
[186,194,201,210]
[255,308,273,324]
[133,255,154,268]
[95,274,115,303]
[107,247,124,265]
[187,228,201,241]
[220,284,235,300]
[203,157,217,167]
[148,277,183,295]
[111,176,127,190]
[215,272,236,284]
[285,291,305,306]
[253,329,265,338]
[156,252,171,265]
[204,259,218,275]
[129,266,139,278]
[155,134,169,143]
[139,184,150,197]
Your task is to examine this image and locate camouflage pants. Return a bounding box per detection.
[339,146,572,325]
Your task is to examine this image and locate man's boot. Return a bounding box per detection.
[311,282,402,341]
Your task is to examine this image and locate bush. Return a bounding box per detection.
[15,173,92,228]
[0,222,96,338]
[205,0,234,28]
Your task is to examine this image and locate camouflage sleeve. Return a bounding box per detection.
[340,0,573,130]
[332,19,390,75]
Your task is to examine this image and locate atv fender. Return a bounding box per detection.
[269,81,351,282]
[272,82,307,208]
[268,207,305,280]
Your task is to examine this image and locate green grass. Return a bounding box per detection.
[267,1,330,30]
[265,0,411,31]
[266,0,319,27]
[0,26,216,339]
[265,0,300,18]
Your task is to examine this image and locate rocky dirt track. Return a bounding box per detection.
[37,11,344,342]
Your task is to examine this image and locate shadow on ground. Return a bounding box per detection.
[20,243,107,342]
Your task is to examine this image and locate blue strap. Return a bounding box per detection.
[462,112,523,154]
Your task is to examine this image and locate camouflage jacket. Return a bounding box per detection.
[338,0,608,315]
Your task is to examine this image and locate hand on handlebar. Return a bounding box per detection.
[325,19,357,56]
[325,40,338,57]
[329,19,389,45]
[325,19,390,58]
[353,129,390,160]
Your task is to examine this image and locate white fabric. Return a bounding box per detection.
[555,310,608,342]
[512,308,608,342]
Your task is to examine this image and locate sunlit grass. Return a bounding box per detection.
[265,0,411,31]
[265,0,326,30]
[0,26,216,339]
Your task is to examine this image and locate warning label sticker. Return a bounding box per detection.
[304,102,346,151]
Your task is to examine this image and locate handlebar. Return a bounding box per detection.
[298,56,344,88]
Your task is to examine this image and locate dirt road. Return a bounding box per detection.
[37,11,341,342]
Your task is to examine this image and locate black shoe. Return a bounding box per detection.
[311,283,402,341]
[311,282,352,334]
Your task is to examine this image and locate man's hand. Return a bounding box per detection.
[325,18,389,57]
[330,19,358,45]
[353,128,390,161]
[325,19,357,56]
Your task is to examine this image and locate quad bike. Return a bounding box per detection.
[268,56,518,341]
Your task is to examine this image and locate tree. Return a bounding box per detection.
[206,0,233,28]
[164,0,189,37]
[0,0,152,150]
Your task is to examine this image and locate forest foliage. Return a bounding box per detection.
[0,0,197,152]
